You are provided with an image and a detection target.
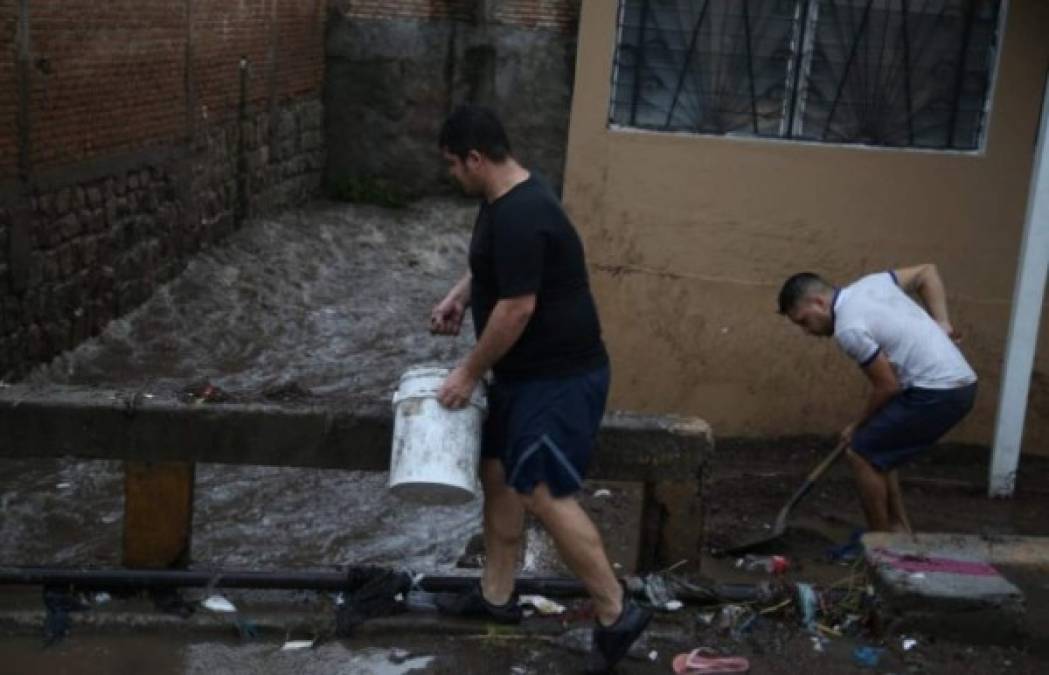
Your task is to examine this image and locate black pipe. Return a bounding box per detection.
[0,566,792,606]
[0,567,561,594]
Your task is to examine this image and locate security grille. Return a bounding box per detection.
[610,0,1003,150]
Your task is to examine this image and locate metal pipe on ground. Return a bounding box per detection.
[0,566,777,604]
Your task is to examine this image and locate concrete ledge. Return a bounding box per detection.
[0,385,712,481]
[864,531,1049,567]
[863,532,1036,644]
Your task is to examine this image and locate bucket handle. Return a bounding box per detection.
[392,390,487,411]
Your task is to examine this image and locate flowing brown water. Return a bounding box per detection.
[2,199,501,572]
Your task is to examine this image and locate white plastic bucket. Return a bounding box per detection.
[388,366,487,504]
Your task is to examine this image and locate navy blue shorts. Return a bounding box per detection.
[852,383,977,472]
[481,365,610,498]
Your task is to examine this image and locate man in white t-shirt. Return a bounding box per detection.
[777,265,977,532]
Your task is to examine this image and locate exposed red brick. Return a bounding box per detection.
[0,0,326,174]
[335,0,579,32]
[1,0,21,180]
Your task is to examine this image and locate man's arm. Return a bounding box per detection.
[842,352,900,446]
[893,263,958,339]
[430,272,471,336]
[437,293,536,408]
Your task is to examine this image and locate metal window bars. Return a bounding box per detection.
[610,0,1002,150]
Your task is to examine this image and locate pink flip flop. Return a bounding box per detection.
[672,648,750,674]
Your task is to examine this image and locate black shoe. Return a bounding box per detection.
[585,598,653,674]
[434,582,523,624]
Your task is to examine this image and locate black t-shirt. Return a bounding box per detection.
[469,175,608,380]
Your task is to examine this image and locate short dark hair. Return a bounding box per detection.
[438,104,511,162]
[777,272,831,314]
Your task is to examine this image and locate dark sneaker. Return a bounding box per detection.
[585,598,653,674]
[434,583,522,624]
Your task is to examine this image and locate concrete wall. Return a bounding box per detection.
[0,1,326,380]
[324,0,579,196]
[563,1,1049,453]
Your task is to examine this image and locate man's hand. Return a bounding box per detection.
[437,365,479,409]
[430,297,465,336]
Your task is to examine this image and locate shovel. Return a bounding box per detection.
[721,438,850,556]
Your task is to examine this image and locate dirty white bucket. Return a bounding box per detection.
[388,366,487,504]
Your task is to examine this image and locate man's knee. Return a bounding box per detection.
[518,483,561,517]
[846,447,876,472]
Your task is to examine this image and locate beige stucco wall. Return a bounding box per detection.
[563,0,1049,453]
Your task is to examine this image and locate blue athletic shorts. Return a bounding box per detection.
[481,365,610,498]
[852,383,977,472]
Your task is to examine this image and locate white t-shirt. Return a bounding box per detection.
[833,272,977,390]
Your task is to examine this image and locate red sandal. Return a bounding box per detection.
[671,648,750,674]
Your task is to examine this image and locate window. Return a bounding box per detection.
[610,0,1003,150]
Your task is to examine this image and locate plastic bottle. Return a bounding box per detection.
[738,554,790,574]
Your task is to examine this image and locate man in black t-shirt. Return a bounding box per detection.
[429,105,650,673]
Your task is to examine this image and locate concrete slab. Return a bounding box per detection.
[862,532,1044,644]
[0,385,713,570]
[0,385,712,482]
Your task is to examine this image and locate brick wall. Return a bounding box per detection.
[28,2,186,172]
[1,0,19,181]
[336,0,580,32]
[0,0,326,380]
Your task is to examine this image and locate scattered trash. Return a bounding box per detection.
[672,648,750,674]
[519,594,566,615]
[648,650,659,661]
[182,382,232,404]
[795,583,819,633]
[398,592,436,613]
[716,604,748,631]
[55,483,71,490]
[91,592,111,606]
[810,636,826,653]
[853,646,884,668]
[593,489,612,498]
[737,554,790,574]
[202,595,237,613]
[731,611,758,640]
[664,600,684,612]
[815,623,840,638]
[143,393,155,399]
[839,613,863,636]
[642,573,678,608]
[902,637,918,651]
[696,611,715,626]
[280,639,315,651]
[624,575,646,594]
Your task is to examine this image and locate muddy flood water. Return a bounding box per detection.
[3,200,1049,674]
